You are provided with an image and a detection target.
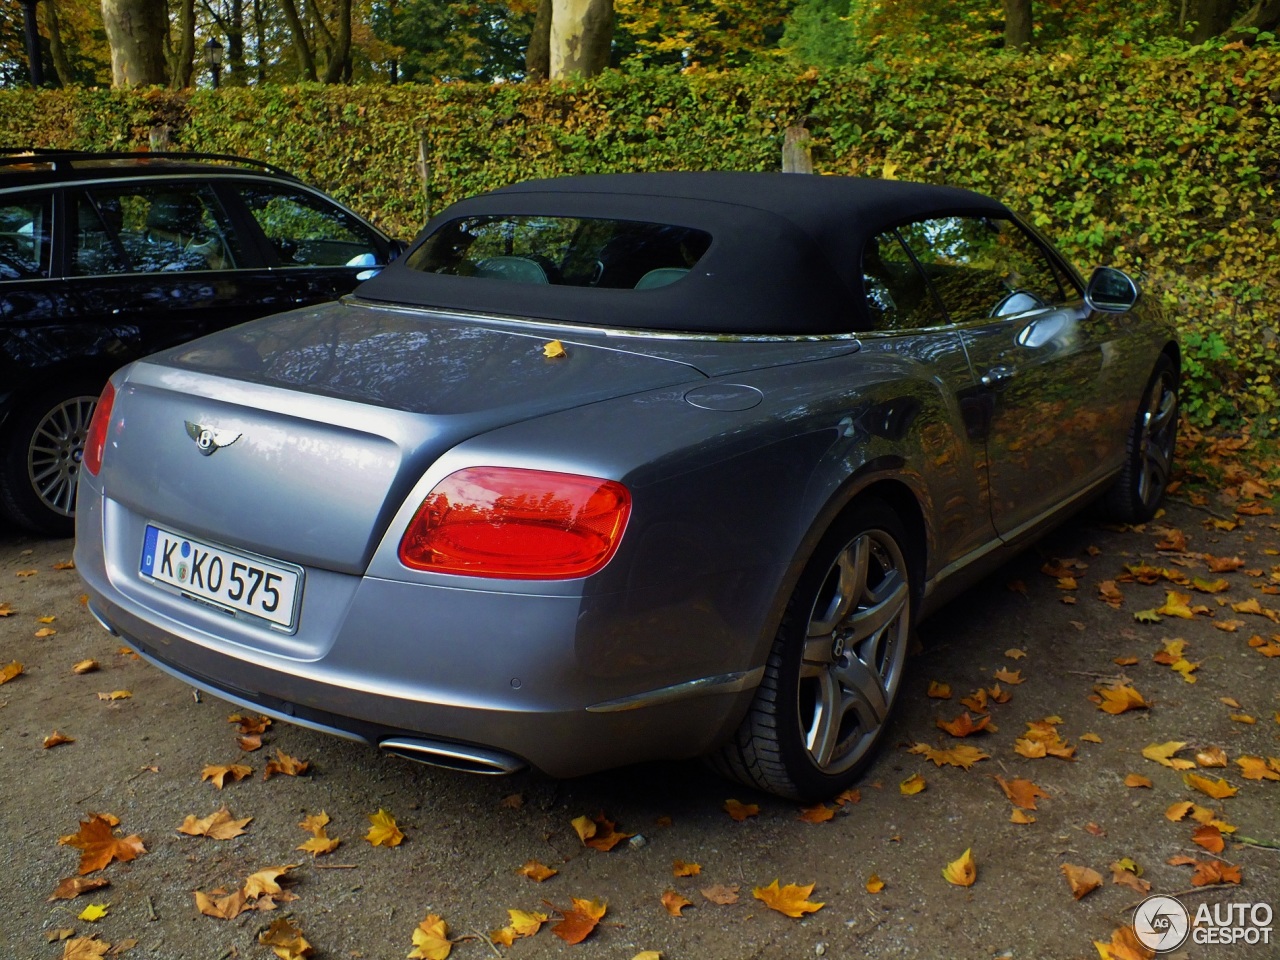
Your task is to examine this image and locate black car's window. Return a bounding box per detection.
[407,216,712,289]
[237,184,384,268]
[0,191,53,280]
[893,216,1068,324]
[862,231,949,331]
[72,184,241,275]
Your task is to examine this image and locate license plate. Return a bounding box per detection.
[140,525,302,630]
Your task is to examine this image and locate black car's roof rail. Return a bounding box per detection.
[0,148,299,180]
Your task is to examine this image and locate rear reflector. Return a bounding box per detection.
[83,381,115,477]
[398,466,631,579]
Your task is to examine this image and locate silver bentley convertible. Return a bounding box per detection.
[75,173,1178,800]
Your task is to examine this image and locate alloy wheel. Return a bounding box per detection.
[26,396,97,518]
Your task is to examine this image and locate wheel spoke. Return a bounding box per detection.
[803,669,848,768]
[837,654,891,728]
[807,538,868,637]
[845,570,907,646]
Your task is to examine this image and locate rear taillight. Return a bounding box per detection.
[398,466,631,579]
[83,381,115,477]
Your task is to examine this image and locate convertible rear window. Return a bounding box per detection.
[405,215,711,290]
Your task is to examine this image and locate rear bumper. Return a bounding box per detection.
[74,490,759,778]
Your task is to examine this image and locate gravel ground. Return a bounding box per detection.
[1,496,1277,960]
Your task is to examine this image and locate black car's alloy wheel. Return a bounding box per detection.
[714,497,914,800]
[1106,356,1178,523]
[0,388,99,537]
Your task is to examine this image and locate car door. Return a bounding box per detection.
[858,227,998,565]
[64,180,270,359]
[894,214,1129,537]
[220,179,394,309]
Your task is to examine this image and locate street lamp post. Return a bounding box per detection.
[204,37,224,90]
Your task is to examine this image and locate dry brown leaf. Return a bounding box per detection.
[661,890,692,916]
[227,713,272,735]
[195,888,251,920]
[672,859,701,877]
[35,626,57,638]
[408,913,452,960]
[700,884,740,905]
[48,876,110,901]
[799,803,836,822]
[1110,860,1150,894]
[1080,732,1103,743]
[1060,863,1102,900]
[1123,774,1152,789]
[201,764,252,789]
[960,688,988,713]
[1184,772,1239,799]
[1236,755,1280,781]
[237,734,263,752]
[1190,860,1243,886]
[927,680,952,698]
[723,799,760,821]
[1098,581,1125,607]
[1009,808,1036,824]
[296,811,339,856]
[517,859,557,882]
[942,849,976,887]
[61,814,146,875]
[898,774,926,796]
[1196,747,1228,767]
[996,776,1049,810]
[834,788,861,806]
[243,864,297,899]
[907,742,989,769]
[259,917,313,959]
[43,730,76,749]
[752,879,825,917]
[1096,685,1149,714]
[581,814,632,851]
[1112,656,1139,666]
[550,898,607,944]
[992,668,1024,684]
[1143,741,1195,769]
[60,937,110,960]
[178,806,252,840]
[365,808,404,847]
[1092,925,1155,960]
[501,793,524,809]
[936,711,993,737]
[1192,824,1225,853]
[0,602,13,617]
[263,749,308,779]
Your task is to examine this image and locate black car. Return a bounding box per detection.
[0,149,400,536]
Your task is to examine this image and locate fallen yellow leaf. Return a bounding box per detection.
[408,913,452,960]
[942,848,976,887]
[1183,773,1239,799]
[1060,863,1102,900]
[752,879,825,917]
[899,774,926,796]
[365,808,404,847]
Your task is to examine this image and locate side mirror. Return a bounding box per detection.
[1085,266,1139,313]
[387,239,408,262]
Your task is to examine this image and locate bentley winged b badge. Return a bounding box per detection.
[185,421,242,456]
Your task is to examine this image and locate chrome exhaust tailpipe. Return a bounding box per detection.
[379,737,526,775]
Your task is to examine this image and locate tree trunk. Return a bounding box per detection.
[253,0,266,83]
[319,0,352,83]
[550,0,612,79]
[44,0,75,87]
[278,0,318,81]
[101,0,169,86]
[1003,0,1033,50]
[1185,0,1238,40]
[168,0,195,89]
[226,0,246,85]
[1226,0,1280,40]
[526,0,552,81]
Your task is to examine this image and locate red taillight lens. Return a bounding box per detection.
[398,466,631,579]
[83,381,115,477]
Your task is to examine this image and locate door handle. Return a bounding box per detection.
[980,366,1015,389]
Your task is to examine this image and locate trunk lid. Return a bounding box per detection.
[102,301,704,574]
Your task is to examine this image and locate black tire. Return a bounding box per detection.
[0,385,101,537]
[1104,355,1178,523]
[712,497,915,801]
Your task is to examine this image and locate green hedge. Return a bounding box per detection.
[3,47,1277,429]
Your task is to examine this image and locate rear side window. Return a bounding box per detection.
[237,184,384,268]
[0,191,53,280]
[406,216,712,289]
[72,184,242,276]
[862,231,949,331]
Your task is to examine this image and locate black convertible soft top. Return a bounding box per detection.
[358,172,1010,335]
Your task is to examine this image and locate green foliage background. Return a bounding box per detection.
[2,45,1277,428]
